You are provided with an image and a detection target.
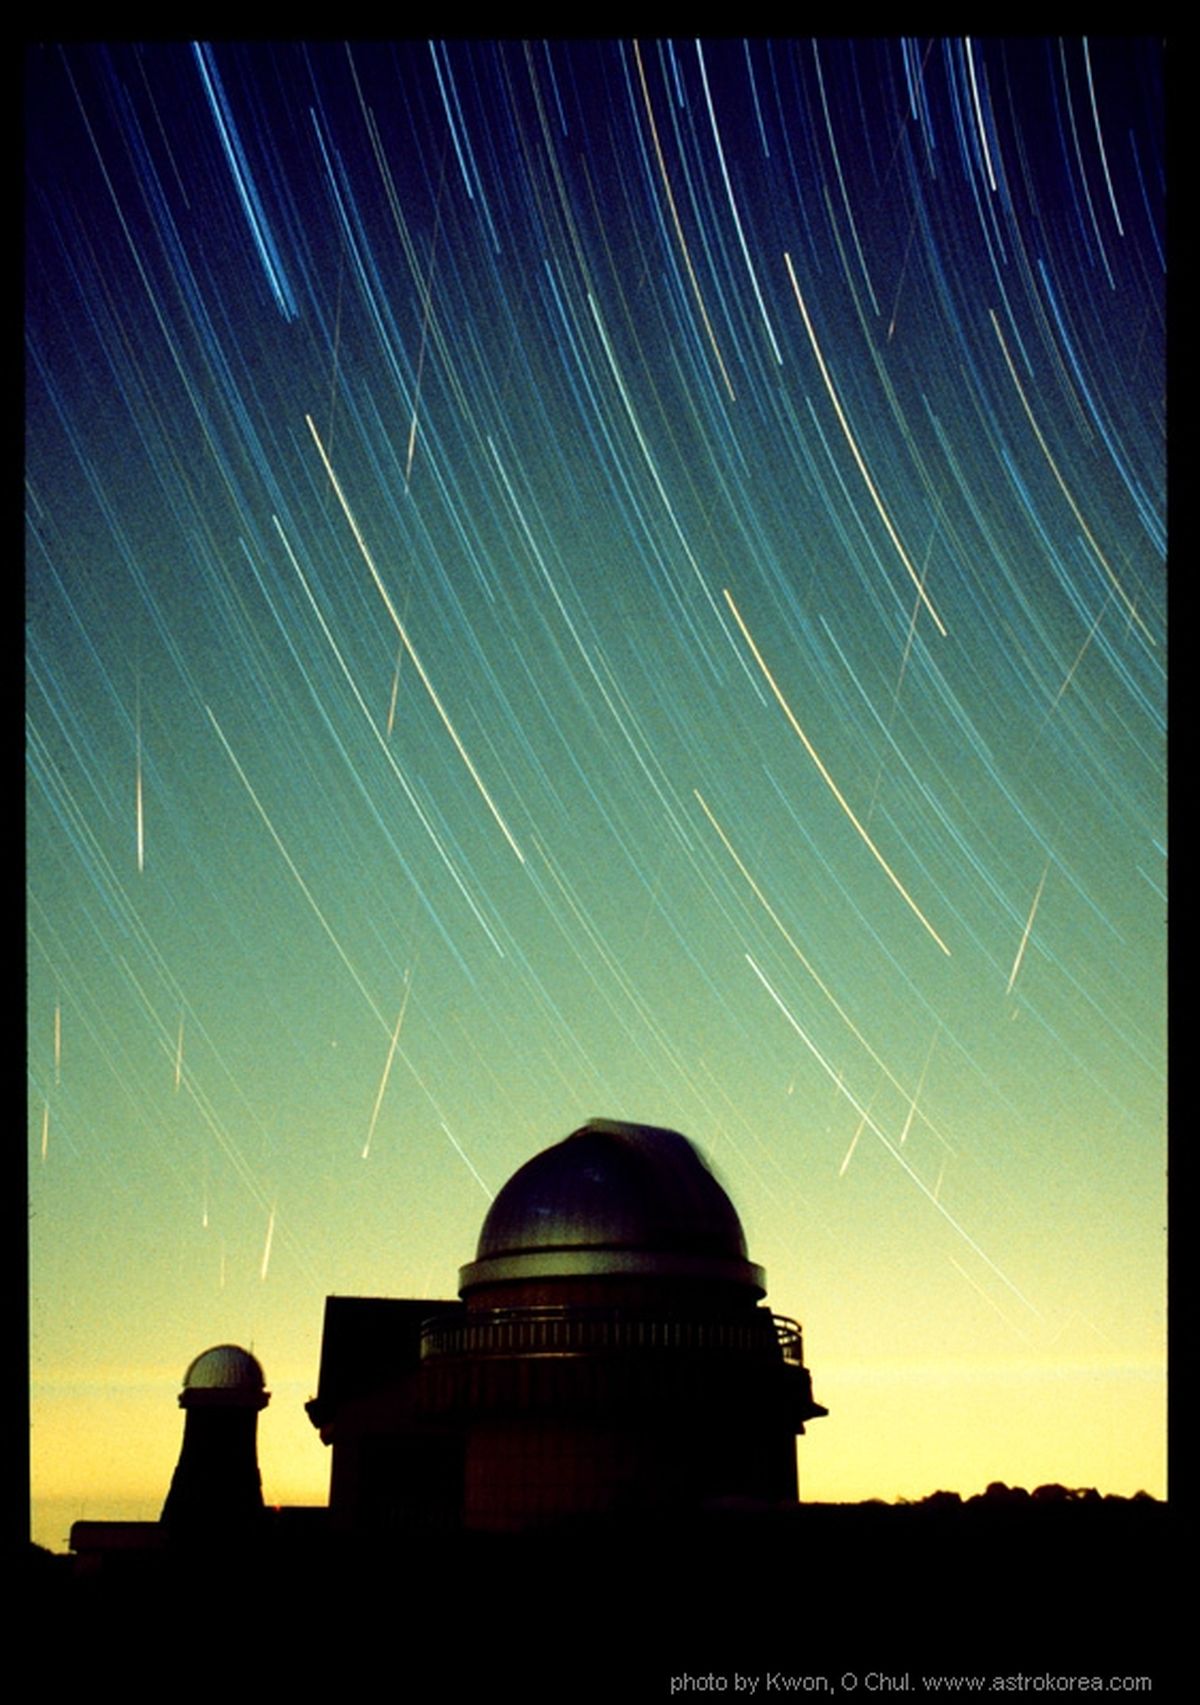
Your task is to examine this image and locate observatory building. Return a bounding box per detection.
[308,1119,825,1533]
[69,1343,271,1572]
[160,1344,270,1538]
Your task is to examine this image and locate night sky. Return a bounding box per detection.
[26,39,1165,1547]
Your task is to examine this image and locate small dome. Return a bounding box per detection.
[182,1344,266,1396]
[460,1120,766,1295]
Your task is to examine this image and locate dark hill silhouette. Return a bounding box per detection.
[28,1491,1169,1698]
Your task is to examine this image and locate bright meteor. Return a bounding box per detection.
[363,971,413,1160]
[305,414,525,866]
[746,953,1041,1319]
[723,587,952,956]
[1007,862,1051,997]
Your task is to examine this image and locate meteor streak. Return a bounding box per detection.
[1050,606,1106,712]
[900,1029,940,1144]
[440,1121,494,1203]
[260,1200,276,1281]
[1007,861,1050,996]
[363,971,413,1160]
[747,953,1041,1317]
[721,590,952,955]
[406,144,447,486]
[205,704,390,1022]
[305,415,525,864]
[947,1255,1037,1345]
[135,690,144,874]
[784,252,948,635]
[989,311,1153,645]
[206,708,494,1201]
[385,639,403,740]
[633,40,735,401]
[694,788,955,1152]
[840,1101,872,1176]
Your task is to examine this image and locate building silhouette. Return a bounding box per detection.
[307,1118,825,1532]
[160,1344,270,1538]
[54,1123,1167,1690]
[69,1343,270,1574]
[68,1118,824,1571]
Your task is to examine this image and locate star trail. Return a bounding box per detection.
[26,39,1165,1539]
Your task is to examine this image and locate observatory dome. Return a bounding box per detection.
[460,1119,766,1295]
[180,1344,268,1406]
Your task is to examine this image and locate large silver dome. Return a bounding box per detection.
[460,1120,766,1295]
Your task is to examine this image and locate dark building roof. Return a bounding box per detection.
[306,1296,462,1429]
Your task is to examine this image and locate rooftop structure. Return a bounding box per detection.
[309,1119,825,1533]
[160,1344,269,1538]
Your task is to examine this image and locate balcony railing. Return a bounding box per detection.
[772,1314,807,1368]
[420,1305,807,1367]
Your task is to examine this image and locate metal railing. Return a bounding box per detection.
[420,1305,806,1366]
[772,1314,806,1368]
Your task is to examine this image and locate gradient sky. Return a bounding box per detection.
[26,39,1165,1552]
